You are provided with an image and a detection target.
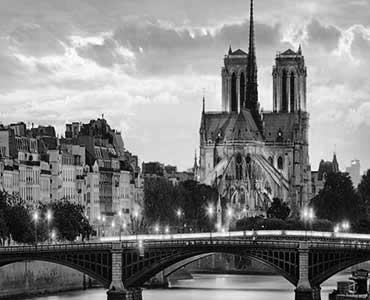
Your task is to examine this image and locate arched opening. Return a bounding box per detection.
[268,156,274,166]
[0,259,108,289]
[315,258,370,287]
[290,72,295,112]
[130,251,296,288]
[231,73,237,112]
[277,156,284,170]
[240,72,245,107]
[235,153,243,180]
[281,70,288,112]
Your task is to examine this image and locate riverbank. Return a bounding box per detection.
[0,261,99,299]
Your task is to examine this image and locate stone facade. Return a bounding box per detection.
[199,2,311,221]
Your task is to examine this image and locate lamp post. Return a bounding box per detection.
[102,215,106,237]
[176,208,182,233]
[111,221,115,237]
[46,209,52,243]
[133,211,139,240]
[154,224,160,235]
[342,221,350,232]
[33,211,39,245]
[226,207,233,231]
[207,205,214,240]
[302,207,314,241]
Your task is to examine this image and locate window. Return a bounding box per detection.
[235,153,243,180]
[231,73,237,112]
[290,71,295,112]
[281,70,288,112]
[278,156,284,170]
[240,72,245,107]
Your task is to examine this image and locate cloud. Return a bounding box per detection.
[1,0,370,172]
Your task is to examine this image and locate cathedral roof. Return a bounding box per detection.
[229,49,248,56]
[280,49,298,56]
[201,109,263,143]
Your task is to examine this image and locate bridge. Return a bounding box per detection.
[2,230,370,300]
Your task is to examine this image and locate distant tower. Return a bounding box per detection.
[332,153,339,173]
[221,45,248,113]
[272,45,307,113]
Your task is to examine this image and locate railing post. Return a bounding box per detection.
[295,242,320,300]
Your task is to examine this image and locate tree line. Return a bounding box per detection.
[0,191,93,244]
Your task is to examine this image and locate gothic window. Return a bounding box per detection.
[268,156,273,166]
[240,188,246,205]
[290,71,295,112]
[245,155,251,178]
[240,72,245,107]
[231,73,237,112]
[235,153,243,180]
[277,156,284,170]
[281,70,288,112]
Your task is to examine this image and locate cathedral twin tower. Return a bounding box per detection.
[200,0,311,220]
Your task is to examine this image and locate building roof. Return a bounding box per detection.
[201,109,262,142]
[229,49,248,56]
[280,49,298,56]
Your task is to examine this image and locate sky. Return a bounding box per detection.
[0,0,370,172]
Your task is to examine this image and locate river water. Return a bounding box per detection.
[24,273,348,300]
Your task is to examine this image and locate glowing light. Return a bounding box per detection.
[207,206,214,216]
[46,209,52,222]
[154,224,159,233]
[227,208,233,217]
[33,211,39,222]
[165,226,169,234]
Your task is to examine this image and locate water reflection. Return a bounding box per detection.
[24,273,348,300]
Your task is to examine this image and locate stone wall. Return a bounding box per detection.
[0,261,92,298]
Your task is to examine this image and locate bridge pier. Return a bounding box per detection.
[107,288,142,300]
[295,242,321,300]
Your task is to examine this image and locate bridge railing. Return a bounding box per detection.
[0,242,113,253]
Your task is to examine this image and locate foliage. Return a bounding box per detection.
[48,200,93,241]
[358,169,370,214]
[143,179,218,232]
[267,198,291,220]
[353,219,370,234]
[310,172,363,223]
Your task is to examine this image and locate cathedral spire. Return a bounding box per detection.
[246,0,262,131]
[298,44,302,55]
[202,94,205,114]
[228,45,232,55]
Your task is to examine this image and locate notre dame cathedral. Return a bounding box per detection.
[199,0,311,221]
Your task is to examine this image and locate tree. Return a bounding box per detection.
[49,200,93,241]
[358,169,370,214]
[267,198,290,220]
[310,172,363,223]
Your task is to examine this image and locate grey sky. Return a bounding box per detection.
[0,0,370,172]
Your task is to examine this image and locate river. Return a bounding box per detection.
[23,273,348,300]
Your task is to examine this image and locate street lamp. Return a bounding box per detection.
[33,211,39,245]
[46,209,52,243]
[154,224,160,234]
[342,221,350,232]
[207,205,215,239]
[102,216,106,237]
[302,207,315,240]
[176,209,183,233]
[165,226,169,234]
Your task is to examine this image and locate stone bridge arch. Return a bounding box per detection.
[0,249,112,287]
[310,247,370,286]
[123,245,299,287]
